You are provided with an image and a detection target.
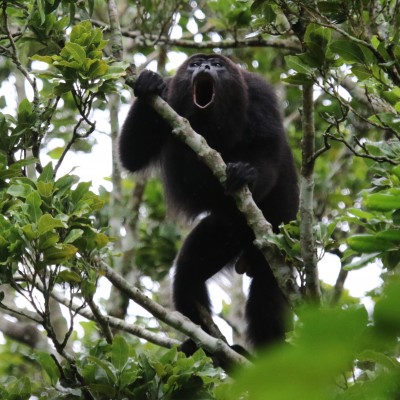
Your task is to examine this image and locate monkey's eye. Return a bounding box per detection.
[190,61,201,68]
[212,61,225,68]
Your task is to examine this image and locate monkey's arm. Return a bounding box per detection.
[119,70,170,172]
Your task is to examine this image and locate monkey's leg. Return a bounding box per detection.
[245,246,292,349]
[173,213,249,354]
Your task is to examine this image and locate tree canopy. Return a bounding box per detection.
[1,0,400,399]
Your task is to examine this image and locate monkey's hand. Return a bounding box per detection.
[225,162,257,193]
[134,70,166,98]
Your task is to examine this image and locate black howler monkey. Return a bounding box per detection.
[119,54,298,354]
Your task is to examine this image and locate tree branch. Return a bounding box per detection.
[0,314,46,348]
[300,84,320,302]
[89,18,302,52]
[96,260,250,366]
[33,279,181,349]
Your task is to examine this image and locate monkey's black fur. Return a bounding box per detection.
[119,54,299,354]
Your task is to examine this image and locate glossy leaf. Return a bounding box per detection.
[43,243,78,263]
[365,192,400,211]
[347,235,396,253]
[111,336,129,371]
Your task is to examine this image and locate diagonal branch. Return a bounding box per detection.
[96,260,250,366]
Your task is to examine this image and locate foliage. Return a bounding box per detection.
[32,20,126,99]
[345,161,400,270]
[233,280,400,400]
[0,331,226,399]
[1,0,400,398]
[0,161,108,277]
[134,179,182,281]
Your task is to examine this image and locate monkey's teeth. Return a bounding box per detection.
[193,75,215,109]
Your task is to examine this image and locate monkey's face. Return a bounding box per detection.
[188,56,225,109]
[169,54,247,123]
[171,55,240,110]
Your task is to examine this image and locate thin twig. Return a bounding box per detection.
[86,297,114,344]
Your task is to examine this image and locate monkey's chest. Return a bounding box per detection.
[161,141,226,216]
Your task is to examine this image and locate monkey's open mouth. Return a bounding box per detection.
[193,74,215,109]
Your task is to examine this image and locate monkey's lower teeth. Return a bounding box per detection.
[194,94,215,108]
[194,83,215,108]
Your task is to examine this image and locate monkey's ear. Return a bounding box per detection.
[134,70,166,98]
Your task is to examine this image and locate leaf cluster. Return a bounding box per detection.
[32,20,126,99]
[345,161,400,270]
[0,162,109,285]
[134,179,181,281]
[0,334,226,400]
[233,283,400,399]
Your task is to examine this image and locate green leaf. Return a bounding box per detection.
[38,162,54,183]
[87,50,103,59]
[38,214,66,236]
[22,224,37,240]
[330,40,366,64]
[364,192,400,211]
[102,63,129,80]
[58,270,81,283]
[31,55,54,65]
[36,352,60,386]
[234,306,367,400]
[94,232,109,248]
[347,235,396,253]
[18,98,33,115]
[8,376,31,397]
[119,365,139,388]
[43,243,77,263]
[53,59,81,70]
[37,0,46,24]
[38,232,60,250]
[111,336,129,371]
[317,1,347,23]
[358,350,399,370]
[88,60,109,78]
[160,347,178,364]
[305,23,331,49]
[0,168,22,180]
[70,20,92,43]
[376,229,400,242]
[344,253,380,270]
[7,183,33,198]
[64,229,84,244]
[347,208,374,220]
[88,0,95,15]
[54,83,73,96]
[374,279,400,337]
[85,356,117,383]
[71,181,91,204]
[47,147,65,159]
[37,181,54,198]
[86,384,116,398]
[303,24,331,66]
[285,55,313,74]
[283,73,313,85]
[26,191,43,223]
[55,174,79,196]
[62,42,86,64]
